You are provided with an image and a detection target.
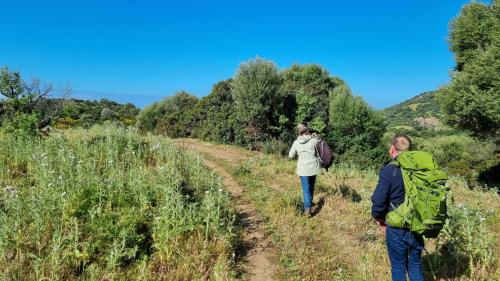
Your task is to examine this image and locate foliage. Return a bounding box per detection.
[56,99,140,128]
[0,112,40,137]
[328,84,387,166]
[426,203,497,279]
[139,59,387,167]
[383,91,445,129]
[281,64,340,134]
[195,140,499,280]
[231,57,283,148]
[190,80,236,144]
[439,1,500,137]
[0,126,237,280]
[136,91,198,137]
[0,66,57,135]
[414,134,499,186]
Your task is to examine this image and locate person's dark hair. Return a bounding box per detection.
[391,134,412,152]
[297,123,309,135]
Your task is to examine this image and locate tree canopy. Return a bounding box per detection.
[439,1,500,138]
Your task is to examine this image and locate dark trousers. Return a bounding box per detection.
[386,226,425,281]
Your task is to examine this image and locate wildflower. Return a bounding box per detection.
[4,186,16,193]
[218,188,223,192]
[205,190,210,194]
[479,216,486,222]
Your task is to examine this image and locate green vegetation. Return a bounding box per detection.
[54,98,140,128]
[137,59,385,167]
[329,84,386,166]
[0,66,140,135]
[438,1,499,138]
[383,93,498,187]
[383,91,445,131]
[0,126,238,280]
[136,91,198,137]
[193,140,499,281]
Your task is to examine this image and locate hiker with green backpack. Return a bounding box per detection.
[371,134,448,281]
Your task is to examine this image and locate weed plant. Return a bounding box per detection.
[0,126,237,280]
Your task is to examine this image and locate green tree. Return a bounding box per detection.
[449,1,498,71]
[137,91,199,137]
[0,66,60,135]
[191,80,236,143]
[281,64,341,134]
[439,1,500,137]
[231,57,282,147]
[328,84,387,165]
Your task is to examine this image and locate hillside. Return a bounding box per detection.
[383,91,445,130]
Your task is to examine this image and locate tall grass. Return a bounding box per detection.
[0,126,237,280]
[205,144,498,281]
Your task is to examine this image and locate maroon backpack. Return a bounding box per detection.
[316,139,334,170]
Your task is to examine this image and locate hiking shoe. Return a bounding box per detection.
[304,208,312,218]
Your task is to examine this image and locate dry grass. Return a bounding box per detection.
[195,140,499,281]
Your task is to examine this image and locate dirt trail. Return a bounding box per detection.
[176,139,276,281]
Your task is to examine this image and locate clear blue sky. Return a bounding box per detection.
[1,0,471,108]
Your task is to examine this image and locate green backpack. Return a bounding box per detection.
[386,151,449,238]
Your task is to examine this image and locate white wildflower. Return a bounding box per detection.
[218,188,223,192]
[205,190,210,194]
[4,186,16,193]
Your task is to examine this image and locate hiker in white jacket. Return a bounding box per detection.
[288,124,321,217]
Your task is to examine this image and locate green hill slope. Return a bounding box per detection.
[383,91,445,130]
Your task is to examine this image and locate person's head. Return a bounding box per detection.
[297,123,309,136]
[389,134,412,158]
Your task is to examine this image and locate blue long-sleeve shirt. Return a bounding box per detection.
[371,163,405,220]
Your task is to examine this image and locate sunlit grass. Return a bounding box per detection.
[0,126,238,280]
[200,142,499,281]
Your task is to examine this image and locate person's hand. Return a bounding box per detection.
[375,218,386,233]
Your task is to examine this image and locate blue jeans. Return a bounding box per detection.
[299,176,316,209]
[386,226,425,281]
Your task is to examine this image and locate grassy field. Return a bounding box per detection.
[0,126,238,280]
[191,140,499,281]
[1,127,497,280]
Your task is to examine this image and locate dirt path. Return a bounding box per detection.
[176,139,276,281]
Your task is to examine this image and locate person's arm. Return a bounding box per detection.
[288,141,297,159]
[371,166,391,225]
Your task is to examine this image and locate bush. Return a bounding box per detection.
[415,135,498,186]
[262,139,289,155]
[425,204,496,279]
[1,112,40,137]
[0,126,237,279]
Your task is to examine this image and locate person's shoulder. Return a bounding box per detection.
[380,162,399,175]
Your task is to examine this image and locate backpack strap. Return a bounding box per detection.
[387,160,402,210]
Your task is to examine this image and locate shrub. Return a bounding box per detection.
[415,134,498,186]
[0,126,237,279]
[1,112,40,137]
[425,204,496,279]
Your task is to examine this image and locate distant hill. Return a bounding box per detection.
[382,91,445,130]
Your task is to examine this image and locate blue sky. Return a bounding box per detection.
[1,0,471,108]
